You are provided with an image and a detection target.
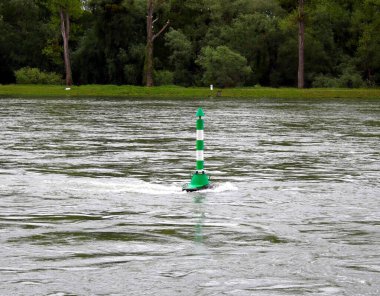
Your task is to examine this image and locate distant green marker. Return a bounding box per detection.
[182,107,212,192]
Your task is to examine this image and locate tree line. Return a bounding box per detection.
[0,0,379,88]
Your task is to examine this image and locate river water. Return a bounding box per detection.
[0,97,379,296]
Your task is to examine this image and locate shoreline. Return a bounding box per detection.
[1,84,379,99]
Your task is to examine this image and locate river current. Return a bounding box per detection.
[0,97,379,295]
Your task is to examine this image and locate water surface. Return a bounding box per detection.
[0,97,379,295]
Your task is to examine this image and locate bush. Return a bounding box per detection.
[196,46,252,88]
[312,75,339,88]
[165,29,193,86]
[312,64,365,88]
[338,65,364,88]
[154,70,174,86]
[15,67,62,85]
[124,64,139,85]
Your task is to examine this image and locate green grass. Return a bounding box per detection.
[0,84,379,99]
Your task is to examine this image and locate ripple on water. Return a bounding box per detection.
[0,98,379,296]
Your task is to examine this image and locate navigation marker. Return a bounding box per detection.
[182,108,212,192]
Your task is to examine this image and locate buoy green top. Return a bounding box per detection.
[196,108,205,117]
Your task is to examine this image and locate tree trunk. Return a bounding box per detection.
[298,0,305,89]
[145,0,154,87]
[60,8,73,86]
[144,0,170,87]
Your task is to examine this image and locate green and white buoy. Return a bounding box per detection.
[182,107,212,192]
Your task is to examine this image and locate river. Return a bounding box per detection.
[0,97,379,295]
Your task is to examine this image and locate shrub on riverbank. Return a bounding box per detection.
[15,68,63,85]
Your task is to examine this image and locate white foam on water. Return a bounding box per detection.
[69,177,183,195]
[67,177,237,195]
[120,179,183,195]
[201,182,239,193]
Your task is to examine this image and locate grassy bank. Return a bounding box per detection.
[0,84,379,99]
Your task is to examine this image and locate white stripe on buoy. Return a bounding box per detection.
[196,150,204,161]
[196,130,204,140]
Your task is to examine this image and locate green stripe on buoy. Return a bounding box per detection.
[196,119,204,130]
[196,160,204,170]
[196,140,204,151]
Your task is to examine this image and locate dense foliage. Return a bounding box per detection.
[15,67,63,84]
[0,0,379,87]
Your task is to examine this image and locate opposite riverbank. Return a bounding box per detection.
[0,84,379,99]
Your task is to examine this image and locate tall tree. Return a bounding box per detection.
[0,0,52,83]
[49,0,82,86]
[60,5,73,86]
[145,0,170,86]
[196,45,252,87]
[73,0,146,85]
[355,0,380,85]
[298,0,305,88]
[164,28,192,85]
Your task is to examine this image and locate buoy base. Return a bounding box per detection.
[182,183,212,192]
[182,171,211,192]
